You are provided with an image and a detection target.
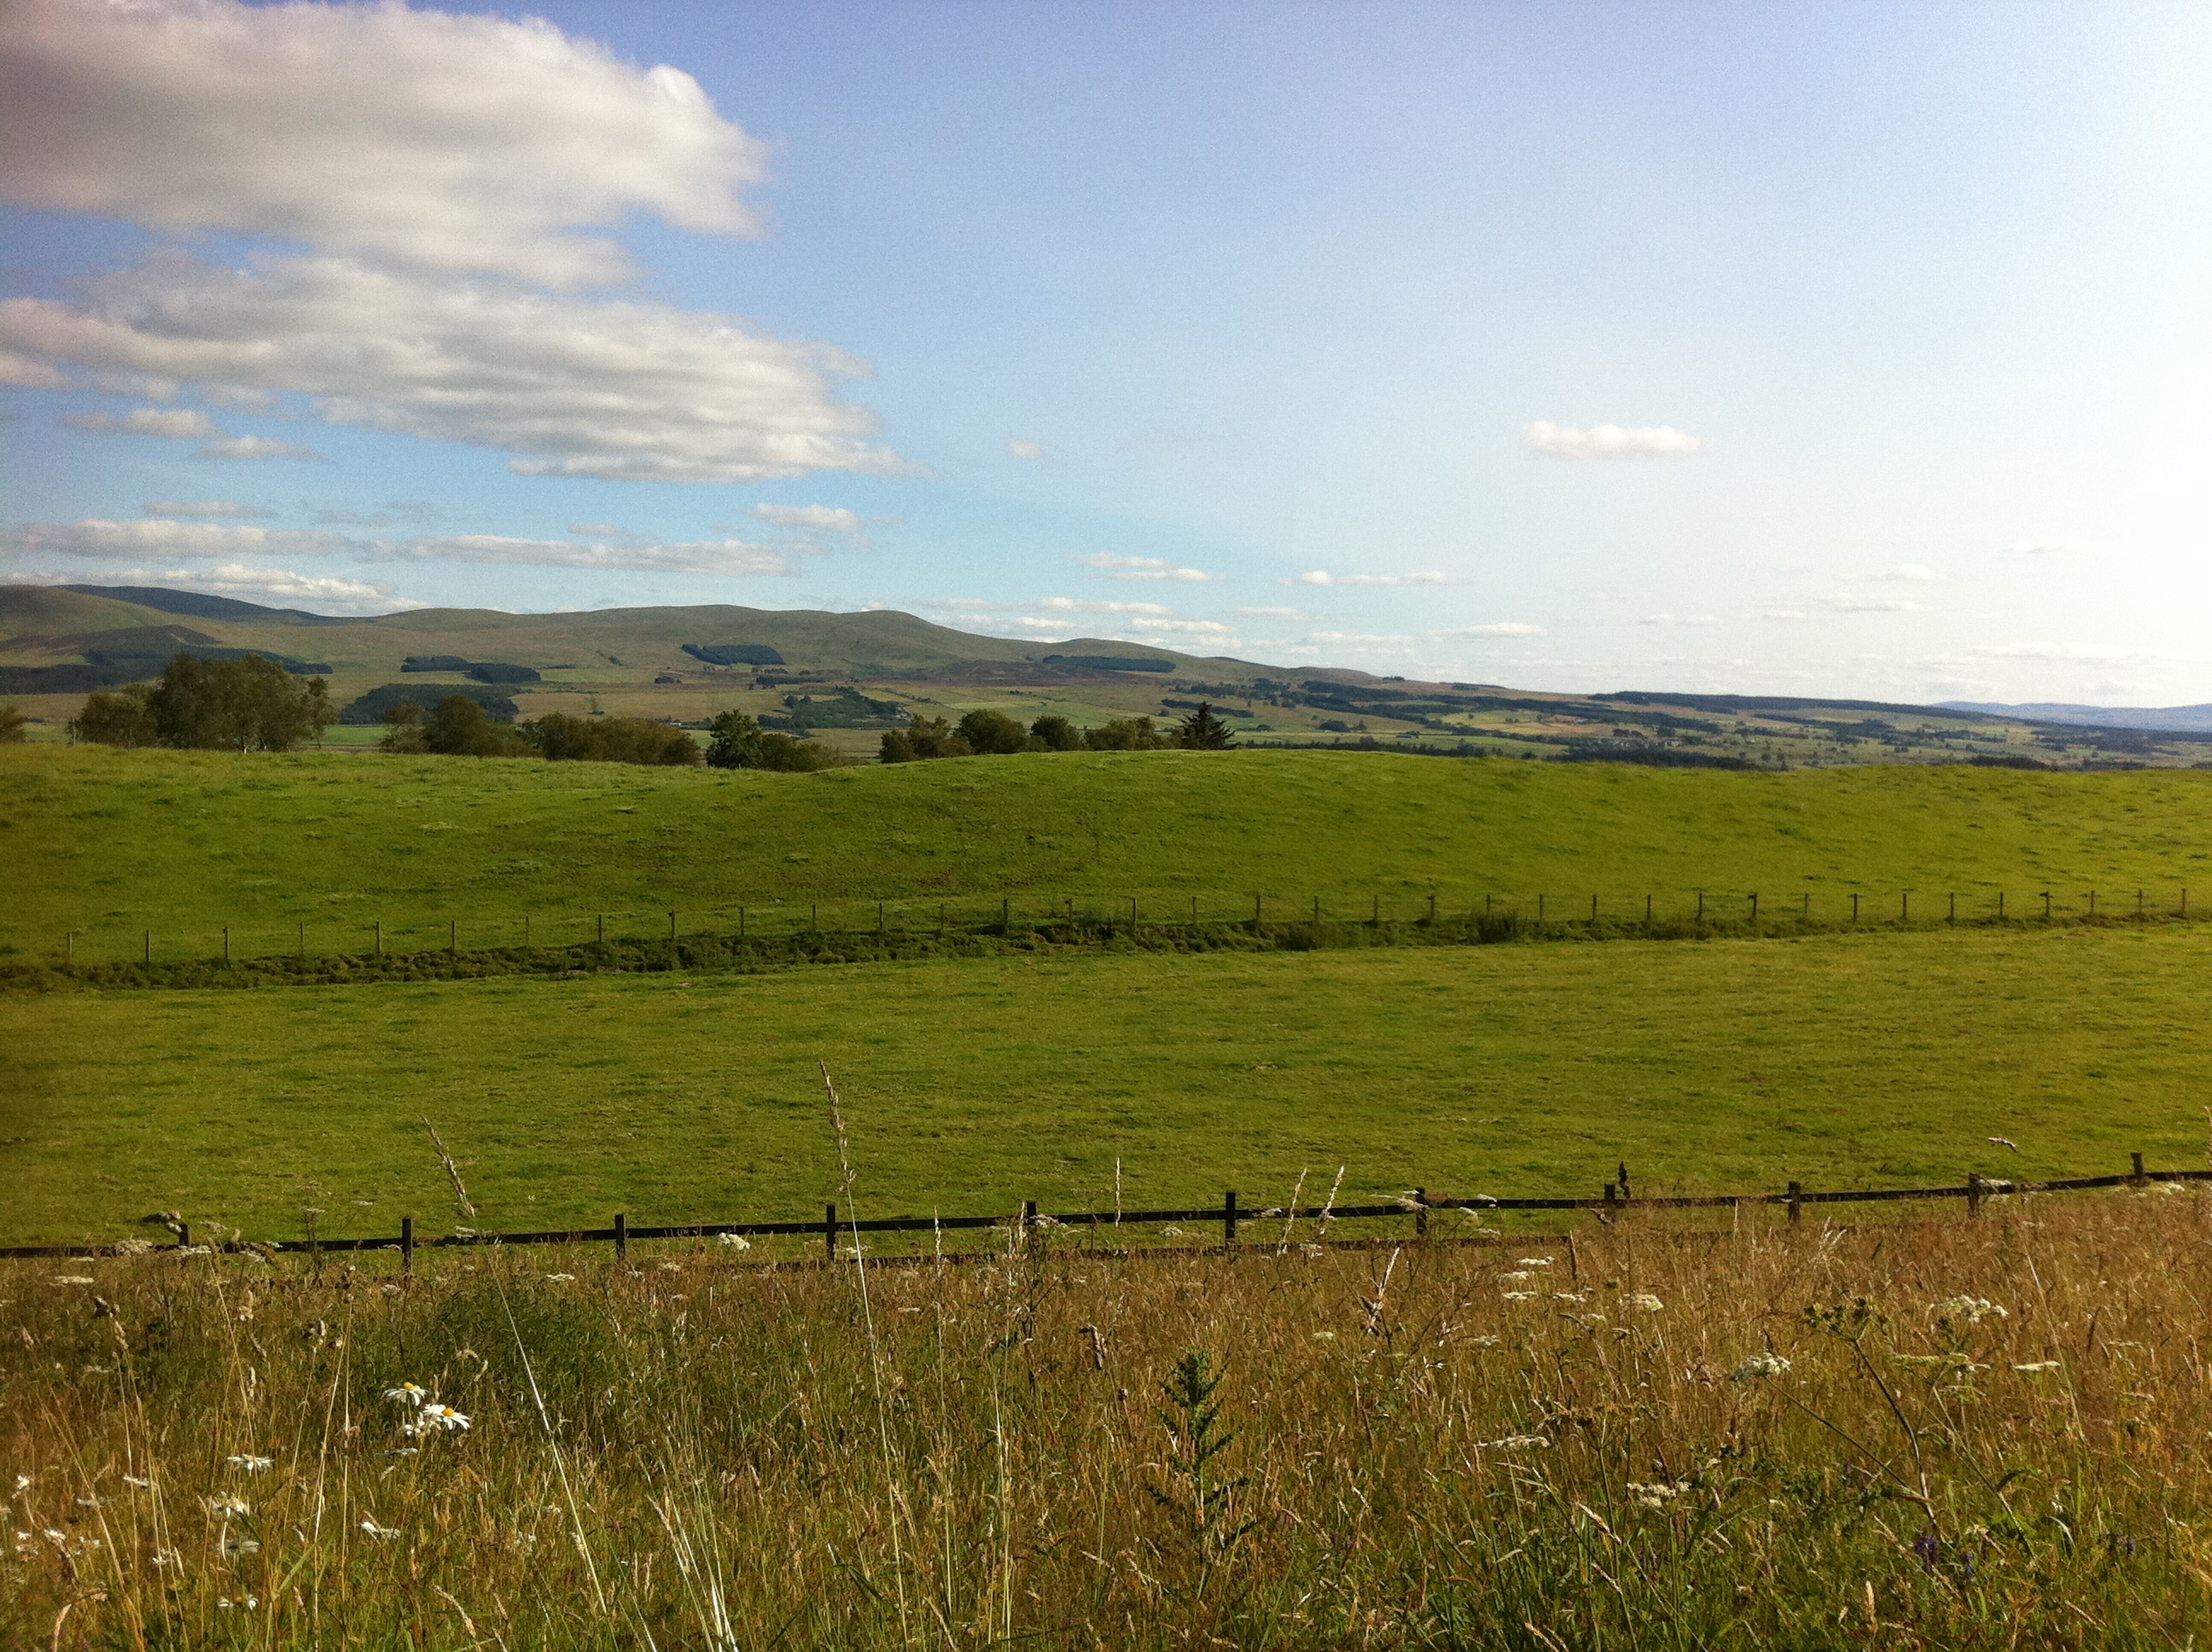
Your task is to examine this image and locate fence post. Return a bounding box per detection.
[1966,1172,1983,1219]
[876,901,885,934]
[1787,1181,1802,1227]
[1372,894,1380,925]
[2042,891,2052,919]
[1645,893,1653,922]
[1428,894,1437,924]
[597,913,605,943]
[1023,1199,1038,1253]
[1224,1189,1239,1247]
[1132,897,1139,928]
[1849,893,1859,922]
[524,915,532,947]
[1313,894,1320,924]
[615,1211,627,1262]
[375,920,382,956]
[1617,1160,1632,1199]
[1749,893,1759,922]
[1901,892,1909,922]
[739,906,747,939]
[450,919,457,954]
[1948,893,1955,923]
[1254,893,1264,925]
[400,1215,413,1275]
[1414,1188,1429,1242]
[1537,893,1545,922]
[1591,893,1598,922]
[2131,1151,2146,1188]
[670,910,678,941]
[1003,897,1012,931]
[66,931,73,963]
[824,1203,836,1261]
[812,904,819,931]
[1998,892,2005,919]
[144,929,152,963]
[179,1221,191,1251]
[299,922,306,957]
[224,927,230,963]
[1604,1182,1620,1214]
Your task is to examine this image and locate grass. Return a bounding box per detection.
[6,925,2208,1246]
[8,1192,2209,1649]
[7,744,2212,963]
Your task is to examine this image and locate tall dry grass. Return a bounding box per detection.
[6,1192,2209,1649]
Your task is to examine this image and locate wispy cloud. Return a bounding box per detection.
[1638,612,1723,626]
[364,534,789,576]
[1080,552,1213,582]
[1284,569,1447,587]
[753,503,861,532]
[1524,421,1703,459]
[1762,608,1808,621]
[1445,621,1545,638]
[79,563,421,615]
[195,435,326,462]
[1824,594,1918,613]
[1233,605,1301,617]
[1007,439,1045,459]
[2,518,360,559]
[143,499,270,518]
[61,406,221,438]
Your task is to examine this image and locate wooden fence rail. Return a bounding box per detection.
[6,1155,2207,1264]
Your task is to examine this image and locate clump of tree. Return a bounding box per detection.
[69,653,332,752]
[0,702,27,743]
[704,709,840,771]
[880,706,1233,762]
[378,697,713,766]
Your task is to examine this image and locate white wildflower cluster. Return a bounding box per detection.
[207,1493,250,1519]
[1501,1290,1538,1301]
[50,1276,95,1287]
[1627,1480,1691,1510]
[714,1232,752,1250]
[1516,1257,1555,1268]
[1936,1296,2008,1324]
[216,1595,260,1611]
[385,1382,469,1438]
[1478,1435,1551,1451]
[110,1238,154,1255]
[1498,1271,1535,1284]
[359,1520,400,1539]
[544,1272,577,1283]
[1730,1352,1793,1382]
[2012,1360,2062,1373]
[1552,1290,1591,1304]
[224,1455,274,1472]
[1625,1294,1665,1313]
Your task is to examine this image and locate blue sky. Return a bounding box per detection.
[3,0,2208,701]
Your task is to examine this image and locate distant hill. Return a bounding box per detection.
[1939,701,2212,734]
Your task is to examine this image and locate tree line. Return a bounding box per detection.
[379,700,839,771]
[882,703,1234,761]
[71,654,333,752]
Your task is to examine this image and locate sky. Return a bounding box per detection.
[3,0,2209,704]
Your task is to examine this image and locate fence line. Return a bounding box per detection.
[37,883,2204,969]
[8,1154,2206,1264]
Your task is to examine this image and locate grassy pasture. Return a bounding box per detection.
[5,926,2206,1246]
[7,744,2212,963]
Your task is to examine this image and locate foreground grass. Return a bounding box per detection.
[8,1194,2209,1649]
[9,744,2212,963]
[5,927,2206,1246]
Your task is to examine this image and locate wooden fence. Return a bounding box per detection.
[7,1155,2207,1265]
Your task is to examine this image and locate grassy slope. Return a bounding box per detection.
[5,926,2205,1243]
[6,744,2212,958]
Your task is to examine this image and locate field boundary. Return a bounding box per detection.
[9,1155,2206,1262]
[7,894,2206,993]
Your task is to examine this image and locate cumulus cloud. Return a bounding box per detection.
[60,405,221,438]
[0,0,768,288]
[196,434,325,461]
[1079,552,1213,582]
[1007,439,1045,459]
[1284,570,1447,587]
[1524,421,1703,459]
[85,562,422,615]
[363,533,789,576]
[0,350,67,387]
[2,518,361,560]
[1,253,897,482]
[1824,595,1918,613]
[753,503,861,532]
[143,499,269,517]
[1446,622,1545,638]
[1638,613,1724,626]
[1129,617,1237,637]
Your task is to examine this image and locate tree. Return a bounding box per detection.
[527,712,701,766]
[707,709,837,771]
[1084,716,1167,751]
[879,715,971,763]
[957,708,1030,754]
[1028,714,1080,751]
[67,654,329,752]
[1175,702,1236,750]
[379,699,427,753]
[421,694,531,757]
[0,703,26,743]
[72,688,159,747]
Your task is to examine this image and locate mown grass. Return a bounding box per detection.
[5,926,2206,1247]
[8,744,2212,963]
[9,1191,2209,1649]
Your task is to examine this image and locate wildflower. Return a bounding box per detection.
[207,1494,250,1518]
[419,1403,470,1433]
[544,1272,576,1283]
[1625,1293,1665,1313]
[1552,1290,1590,1303]
[1936,1296,2008,1323]
[1731,1352,1793,1382]
[2013,1360,2062,1373]
[1311,1329,1337,1340]
[1516,1257,1555,1267]
[50,1276,95,1287]
[13,1475,28,1492]
[1478,1435,1551,1451]
[1466,1334,1502,1347]
[177,1246,212,1256]
[123,1475,151,1488]
[217,1595,259,1610]
[1627,1480,1689,1509]
[384,1383,428,1407]
[381,1448,419,1458]
[224,1455,274,1472]
[1501,1290,1538,1300]
[716,1233,751,1249]
[111,1238,153,1255]
[1498,1271,1534,1283]
[359,1520,400,1539]
[220,1533,261,1556]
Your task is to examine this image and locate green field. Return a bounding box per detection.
[8,744,2212,963]
[6,925,2206,1245]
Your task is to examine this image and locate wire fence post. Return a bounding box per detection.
[1427,893,1437,924]
[374,920,382,957]
[824,1202,836,1260]
[66,931,73,964]
[449,919,457,955]
[1787,1180,1802,1227]
[1749,892,1759,922]
[1966,1172,1983,1219]
[1604,1181,1621,1215]
[1022,1198,1039,1254]
[614,1212,627,1262]
[2042,891,2052,919]
[400,1215,413,1275]
[1414,1187,1429,1242]
[143,929,152,963]
[223,927,230,963]
[2131,1151,2146,1189]
[1223,1189,1239,1247]
[669,910,678,941]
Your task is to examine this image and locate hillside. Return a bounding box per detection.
[6,742,2209,963]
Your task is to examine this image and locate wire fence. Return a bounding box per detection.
[38,884,2203,969]
[9,1155,2206,1264]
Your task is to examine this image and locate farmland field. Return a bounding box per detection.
[7,744,2212,963]
[5,924,2206,1245]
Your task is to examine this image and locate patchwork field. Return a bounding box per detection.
[5,925,2206,1246]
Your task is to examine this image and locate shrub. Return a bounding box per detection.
[0,703,26,743]
[1029,714,1081,751]
[706,710,837,771]
[1085,716,1167,751]
[422,695,533,758]
[527,712,701,766]
[956,708,1030,755]
[880,715,971,763]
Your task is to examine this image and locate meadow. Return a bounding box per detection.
[7,1191,2208,1649]
[6,744,2212,964]
[5,926,2207,1247]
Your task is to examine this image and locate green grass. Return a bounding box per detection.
[6,925,2205,1245]
[9,743,2212,963]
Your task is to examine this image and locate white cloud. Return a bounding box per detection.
[1130,617,1237,636]
[1284,570,1448,586]
[1966,642,2147,665]
[1,253,896,483]
[1524,421,1703,459]
[0,350,67,387]
[1446,622,1545,638]
[1079,552,1213,582]
[88,562,422,615]
[143,499,270,518]
[928,596,1173,616]
[753,503,862,532]
[60,405,221,438]
[1762,608,1808,621]
[1883,563,1936,582]
[2,518,361,560]
[363,533,789,577]
[1007,439,1045,459]
[0,0,766,288]
[1638,613,1724,626]
[2007,538,2100,556]
[196,434,326,462]
[1234,605,1301,617]
[1824,595,1919,613]
[569,521,638,538]
[1306,631,1414,643]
